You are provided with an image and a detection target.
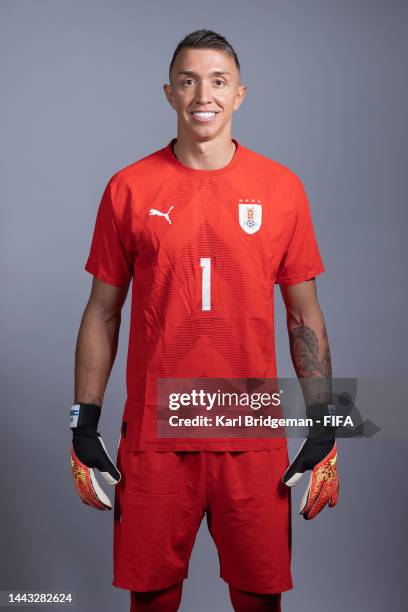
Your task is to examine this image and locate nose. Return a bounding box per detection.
[195,80,212,105]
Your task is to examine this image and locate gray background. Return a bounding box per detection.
[1,0,407,610]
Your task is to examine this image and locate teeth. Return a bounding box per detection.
[193,112,215,117]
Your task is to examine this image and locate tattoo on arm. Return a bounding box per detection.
[289,324,332,378]
[289,323,333,420]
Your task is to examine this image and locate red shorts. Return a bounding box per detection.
[112,444,293,594]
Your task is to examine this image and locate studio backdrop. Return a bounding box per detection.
[1,1,407,611]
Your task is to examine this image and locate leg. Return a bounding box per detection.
[229,585,281,612]
[113,449,203,593]
[130,581,183,612]
[205,449,293,595]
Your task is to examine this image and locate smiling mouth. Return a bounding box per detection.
[190,111,219,122]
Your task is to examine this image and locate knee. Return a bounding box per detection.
[130,581,282,611]
[130,580,183,612]
[228,585,281,612]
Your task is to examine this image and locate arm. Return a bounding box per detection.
[70,276,130,511]
[280,278,339,520]
[74,277,130,405]
[280,278,332,411]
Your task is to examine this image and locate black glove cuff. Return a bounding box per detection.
[70,403,101,431]
[306,402,336,439]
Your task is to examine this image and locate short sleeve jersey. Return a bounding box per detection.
[85,138,325,451]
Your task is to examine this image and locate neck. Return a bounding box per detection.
[172,133,236,171]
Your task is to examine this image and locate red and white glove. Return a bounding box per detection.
[282,437,339,520]
[70,403,121,511]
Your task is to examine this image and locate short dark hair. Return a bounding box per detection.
[169,29,240,81]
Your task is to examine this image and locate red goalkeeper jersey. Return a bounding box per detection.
[84,138,325,450]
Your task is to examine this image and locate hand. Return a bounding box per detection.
[71,431,121,511]
[282,437,339,520]
[70,403,121,511]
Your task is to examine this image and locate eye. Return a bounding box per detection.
[214,79,226,87]
[183,79,194,86]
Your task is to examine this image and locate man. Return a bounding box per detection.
[70,29,338,612]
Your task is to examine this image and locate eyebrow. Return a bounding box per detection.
[177,70,231,77]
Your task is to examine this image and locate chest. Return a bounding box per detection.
[135,186,293,273]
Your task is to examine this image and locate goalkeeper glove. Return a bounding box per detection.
[69,403,121,511]
[282,403,339,520]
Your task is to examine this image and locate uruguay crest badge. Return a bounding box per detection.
[238,201,262,234]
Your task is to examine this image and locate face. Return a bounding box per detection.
[164,47,246,141]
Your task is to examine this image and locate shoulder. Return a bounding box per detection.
[240,146,305,218]
[240,144,303,191]
[107,145,167,190]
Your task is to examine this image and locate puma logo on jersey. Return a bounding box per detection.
[149,206,174,224]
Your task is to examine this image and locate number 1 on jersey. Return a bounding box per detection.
[200,257,211,311]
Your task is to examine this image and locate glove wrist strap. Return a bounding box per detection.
[306,402,336,439]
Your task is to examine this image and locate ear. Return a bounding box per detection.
[233,84,247,111]
[163,83,177,110]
